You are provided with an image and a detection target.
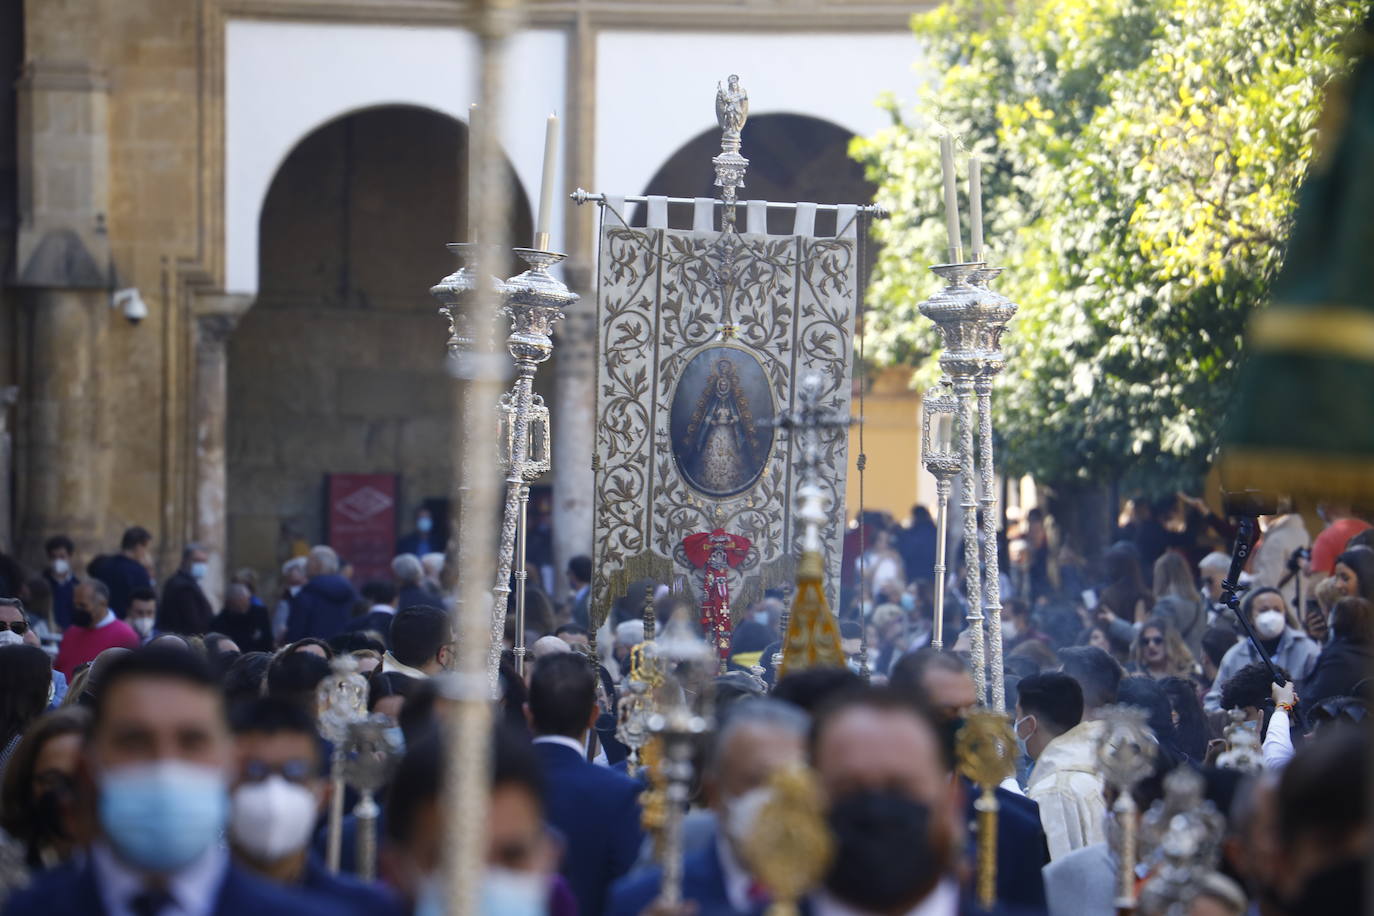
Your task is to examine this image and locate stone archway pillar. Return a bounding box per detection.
[550,11,598,598]
[192,294,253,610]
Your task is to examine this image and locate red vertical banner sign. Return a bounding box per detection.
[326,474,398,585]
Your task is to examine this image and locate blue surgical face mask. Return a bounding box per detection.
[98,760,228,872]
[416,869,547,916]
[1013,715,1035,761]
[190,561,209,581]
[417,516,434,534]
[900,593,917,612]
[383,726,406,756]
[481,867,548,916]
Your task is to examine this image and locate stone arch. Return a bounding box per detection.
[630,112,876,236]
[225,104,534,583]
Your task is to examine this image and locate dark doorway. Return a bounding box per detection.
[632,113,876,237]
[227,105,534,579]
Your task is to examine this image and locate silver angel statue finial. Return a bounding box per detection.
[715,74,749,140]
[712,75,750,231]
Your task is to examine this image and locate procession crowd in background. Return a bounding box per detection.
[0,494,1369,915]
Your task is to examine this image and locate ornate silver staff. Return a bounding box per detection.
[920,263,988,701]
[1097,705,1158,915]
[315,655,369,874]
[649,615,715,909]
[342,716,402,881]
[489,253,576,684]
[970,267,1016,712]
[500,392,552,675]
[920,378,959,650]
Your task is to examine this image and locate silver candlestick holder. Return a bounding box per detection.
[917,258,1016,709]
[920,261,988,703]
[488,248,577,684]
[969,266,1016,712]
[920,377,960,650]
[431,242,577,688]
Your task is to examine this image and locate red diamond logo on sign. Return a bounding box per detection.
[336,485,394,523]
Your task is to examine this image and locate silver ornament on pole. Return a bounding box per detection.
[970,266,1016,712]
[920,261,988,702]
[316,655,369,874]
[648,615,716,909]
[488,248,577,685]
[500,391,552,676]
[920,377,959,651]
[342,715,402,881]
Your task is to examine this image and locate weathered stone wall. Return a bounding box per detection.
[226,105,537,579]
[10,0,206,574]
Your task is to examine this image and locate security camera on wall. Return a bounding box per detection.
[112,288,148,325]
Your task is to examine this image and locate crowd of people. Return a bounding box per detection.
[0,495,1368,915]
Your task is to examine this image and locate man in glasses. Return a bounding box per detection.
[228,695,398,914]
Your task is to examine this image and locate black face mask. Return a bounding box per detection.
[72,609,93,627]
[825,790,949,913]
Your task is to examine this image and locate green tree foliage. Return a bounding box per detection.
[853,0,1366,490]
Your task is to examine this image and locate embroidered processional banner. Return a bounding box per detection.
[589,197,861,629]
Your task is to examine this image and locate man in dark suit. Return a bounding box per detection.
[158,544,215,636]
[609,698,811,916]
[395,507,437,558]
[528,652,644,916]
[391,553,432,611]
[345,581,399,641]
[891,649,1050,911]
[285,546,359,642]
[567,555,592,629]
[3,647,332,916]
[89,525,156,618]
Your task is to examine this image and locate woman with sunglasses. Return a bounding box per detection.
[1128,616,1198,680]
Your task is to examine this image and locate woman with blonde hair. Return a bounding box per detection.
[1129,616,1197,680]
[1151,550,1206,658]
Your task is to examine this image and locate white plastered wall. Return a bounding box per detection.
[224,20,567,294]
[595,30,928,199]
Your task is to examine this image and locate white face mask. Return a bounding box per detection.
[1001,619,1020,641]
[1254,609,1286,640]
[229,775,319,862]
[190,561,209,581]
[723,786,770,849]
[130,616,155,638]
[51,558,70,577]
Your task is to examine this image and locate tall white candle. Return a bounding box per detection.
[535,112,558,248]
[969,154,984,262]
[939,135,962,262]
[467,103,478,242]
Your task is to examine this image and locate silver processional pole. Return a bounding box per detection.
[920,379,959,650]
